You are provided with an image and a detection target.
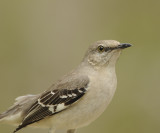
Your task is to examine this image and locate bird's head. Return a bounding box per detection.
[83,40,132,68]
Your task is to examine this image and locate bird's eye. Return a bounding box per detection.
[97,45,105,52]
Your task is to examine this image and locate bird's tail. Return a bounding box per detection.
[0,94,39,125]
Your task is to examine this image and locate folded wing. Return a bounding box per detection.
[14,75,89,133]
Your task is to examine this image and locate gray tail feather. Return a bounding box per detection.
[0,105,19,121]
[0,94,39,122]
[0,113,7,120]
[0,113,6,120]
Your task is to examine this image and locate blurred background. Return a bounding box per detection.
[0,0,160,133]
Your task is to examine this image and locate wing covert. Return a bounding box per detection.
[14,76,89,133]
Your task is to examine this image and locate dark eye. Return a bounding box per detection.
[98,45,105,52]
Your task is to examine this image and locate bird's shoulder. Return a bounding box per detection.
[48,74,90,91]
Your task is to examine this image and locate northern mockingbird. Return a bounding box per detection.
[0,40,131,133]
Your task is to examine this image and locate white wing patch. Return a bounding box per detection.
[60,95,68,98]
[68,94,72,97]
[51,91,55,95]
[36,87,87,114]
[48,105,54,113]
[72,93,77,97]
[13,80,89,133]
[56,103,67,112]
[38,99,45,107]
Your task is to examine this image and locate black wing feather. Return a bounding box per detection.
[13,86,88,133]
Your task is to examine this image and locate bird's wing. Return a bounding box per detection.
[14,75,89,133]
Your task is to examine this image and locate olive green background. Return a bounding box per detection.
[0,0,160,133]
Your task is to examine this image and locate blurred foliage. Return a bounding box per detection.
[0,0,160,133]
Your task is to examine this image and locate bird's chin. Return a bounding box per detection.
[107,50,121,66]
[113,49,122,57]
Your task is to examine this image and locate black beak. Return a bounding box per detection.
[118,43,132,49]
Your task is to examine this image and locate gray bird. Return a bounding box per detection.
[0,40,131,133]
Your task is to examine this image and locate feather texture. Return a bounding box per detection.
[13,76,89,133]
